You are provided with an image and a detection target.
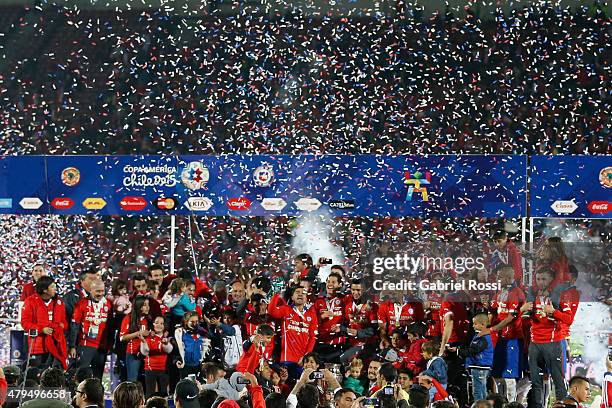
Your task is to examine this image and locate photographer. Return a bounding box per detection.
[286,367,341,408]
[371,363,410,408]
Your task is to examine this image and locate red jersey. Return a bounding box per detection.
[20,282,36,301]
[554,286,580,338]
[602,371,612,408]
[143,334,171,371]
[440,293,470,344]
[378,300,425,335]
[243,313,276,361]
[491,284,525,339]
[314,294,345,345]
[21,294,68,356]
[345,298,379,346]
[267,294,318,363]
[120,315,149,355]
[425,293,443,338]
[527,292,575,343]
[71,297,113,349]
[491,241,523,282]
[403,337,427,374]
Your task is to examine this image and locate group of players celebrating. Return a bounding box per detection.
[16,230,595,408]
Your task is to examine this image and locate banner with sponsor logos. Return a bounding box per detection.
[1,155,526,217]
[530,155,612,218]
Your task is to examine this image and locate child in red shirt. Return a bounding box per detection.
[141,316,173,399]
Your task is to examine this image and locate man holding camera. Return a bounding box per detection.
[369,363,410,408]
[286,367,341,408]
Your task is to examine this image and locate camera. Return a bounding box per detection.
[362,397,380,408]
[383,385,395,395]
[28,329,38,337]
[187,374,197,382]
[236,376,251,384]
[310,371,324,380]
[319,257,333,265]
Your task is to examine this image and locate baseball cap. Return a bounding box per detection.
[175,379,199,408]
[4,365,21,378]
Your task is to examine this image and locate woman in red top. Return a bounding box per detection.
[120,295,151,382]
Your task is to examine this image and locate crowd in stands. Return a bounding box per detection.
[0,3,609,155]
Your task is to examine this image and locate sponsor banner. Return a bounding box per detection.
[227,197,252,210]
[531,155,612,218]
[329,199,355,210]
[1,155,527,216]
[551,200,577,215]
[51,198,75,210]
[0,156,48,214]
[0,198,12,209]
[120,196,147,211]
[82,197,107,210]
[260,198,287,211]
[19,197,43,210]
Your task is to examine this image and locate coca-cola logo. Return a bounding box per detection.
[227,197,251,210]
[587,201,611,214]
[120,196,147,211]
[51,197,75,209]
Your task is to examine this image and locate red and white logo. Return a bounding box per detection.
[120,196,147,211]
[227,197,251,210]
[51,198,74,209]
[587,201,612,214]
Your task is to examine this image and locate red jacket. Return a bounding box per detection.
[142,334,172,371]
[525,292,574,344]
[403,338,427,374]
[313,294,346,345]
[267,294,318,363]
[440,294,470,344]
[602,371,612,408]
[70,297,113,349]
[554,286,580,338]
[491,284,525,340]
[20,282,36,301]
[345,298,379,347]
[21,294,68,368]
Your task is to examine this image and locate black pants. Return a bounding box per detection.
[528,341,567,408]
[313,343,345,364]
[28,353,62,370]
[339,344,378,365]
[445,351,469,408]
[77,346,107,379]
[144,370,170,398]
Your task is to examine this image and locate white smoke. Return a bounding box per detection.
[291,213,346,282]
[570,302,611,384]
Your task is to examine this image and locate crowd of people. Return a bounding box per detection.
[0,225,609,408]
[0,2,609,155]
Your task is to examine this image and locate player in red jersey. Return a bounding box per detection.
[69,279,113,378]
[267,286,318,380]
[313,272,346,362]
[338,278,380,365]
[491,231,524,283]
[489,265,526,402]
[378,290,425,347]
[520,268,573,408]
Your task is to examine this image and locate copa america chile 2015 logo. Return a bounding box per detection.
[181,162,209,190]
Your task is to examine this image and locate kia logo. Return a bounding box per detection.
[51,198,75,209]
[227,197,251,210]
[120,196,147,211]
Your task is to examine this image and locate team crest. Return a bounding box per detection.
[253,164,275,187]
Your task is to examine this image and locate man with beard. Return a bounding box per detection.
[338,278,379,364]
[268,286,318,380]
[313,272,346,363]
[69,279,113,378]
